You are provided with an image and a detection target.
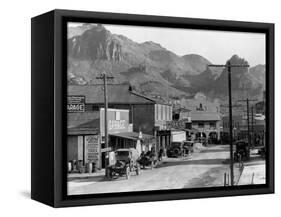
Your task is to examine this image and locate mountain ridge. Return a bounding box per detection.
[67,24,265,101]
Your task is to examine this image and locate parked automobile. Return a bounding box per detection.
[234,140,250,162]
[105,148,141,180]
[138,151,157,169]
[183,140,194,154]
[167,141,192,158]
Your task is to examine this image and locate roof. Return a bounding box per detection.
[114,148,133,151]
[132,91,172,105]
[191,112,221,121]
[68,112,100,128]
[180,98,220,113]
[68,84,155,105]
[109,132,154,141]
[68,127,99,135]
[173,106,192,113]
[67,112,100,135]
[170,128,198,132]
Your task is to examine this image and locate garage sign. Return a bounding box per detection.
[67,96,85,112]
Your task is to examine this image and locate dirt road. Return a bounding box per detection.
[68,145,236,195]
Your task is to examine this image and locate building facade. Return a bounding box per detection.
[179,93,221,143]
[67,84,173,168]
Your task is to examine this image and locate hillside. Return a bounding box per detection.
[67,24,265,101]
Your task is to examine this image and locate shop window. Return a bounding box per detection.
[210,122,216,128]
[115,111,120,120]
[173,113,180,121]
[185,122,192,130]
[92,105,99,111]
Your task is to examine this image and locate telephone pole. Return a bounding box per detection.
[251,106,255,146]
[238,98,257,148]
[209,61,249,186]
[96,71,114,170]
[247,99,250,147]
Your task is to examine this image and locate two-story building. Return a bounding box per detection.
[222,113,265,146]
[68,84,173,164]
[179,93,221,144]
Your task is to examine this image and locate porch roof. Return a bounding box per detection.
[109,132,154,141]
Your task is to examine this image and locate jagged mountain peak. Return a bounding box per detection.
[68,24,123,62]
[67,25,265,101]
[182,54,212,75]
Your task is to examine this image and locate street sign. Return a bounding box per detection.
[67,96,85,112]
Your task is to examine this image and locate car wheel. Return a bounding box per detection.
[126,166,130,179]
[173,148,181,157]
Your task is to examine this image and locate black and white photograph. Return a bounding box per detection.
[66,22,267,195]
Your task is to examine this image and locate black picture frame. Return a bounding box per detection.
[31,9,274,207]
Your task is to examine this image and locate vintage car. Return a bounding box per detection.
[167,141,193,158]
[105,148,141,180]
[234,140,250,162]
[138,151,158,169]
[183,141,194,154]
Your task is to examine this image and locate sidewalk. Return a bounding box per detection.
[237,159,266,185]
[68,169,105,179]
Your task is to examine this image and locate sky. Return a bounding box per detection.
[69,23,265,66]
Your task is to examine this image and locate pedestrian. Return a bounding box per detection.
[150,145,157,166]
[158,148,164,161]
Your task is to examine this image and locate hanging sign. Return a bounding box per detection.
[67,96,85,112]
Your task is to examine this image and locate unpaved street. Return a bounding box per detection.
[68,145,238,195]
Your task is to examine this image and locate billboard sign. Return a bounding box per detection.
[100,108,130,136]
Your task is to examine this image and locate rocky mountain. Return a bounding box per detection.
[67,24,265,101]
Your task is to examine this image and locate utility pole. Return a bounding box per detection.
[238,98,257,148]
[247,99,250,147]
[251,106,255,146]
[263,90,266,147]
[221,104,243,141]
[209,61,249,186]
[96,71,114,171]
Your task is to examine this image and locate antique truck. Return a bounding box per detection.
[105,148,141,180]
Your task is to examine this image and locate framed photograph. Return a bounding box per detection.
[31,9,274,207]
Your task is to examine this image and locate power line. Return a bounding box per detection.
[209,62,249,186]
[237,98,257,147]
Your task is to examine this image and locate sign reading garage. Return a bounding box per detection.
[67,96,85,112]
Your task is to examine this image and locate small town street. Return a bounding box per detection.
[68,144,261,195]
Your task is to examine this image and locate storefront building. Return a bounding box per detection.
[178,94,221,143]
[68,84,173,156]
[67,108,132,169]
[67,106,155,170]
